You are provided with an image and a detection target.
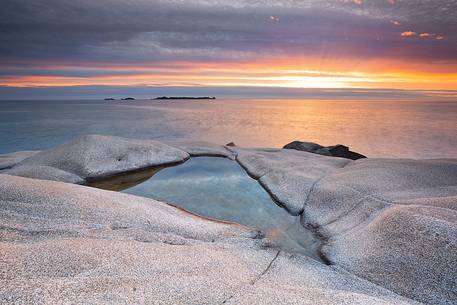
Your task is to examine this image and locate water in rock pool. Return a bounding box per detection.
[92,157,318,258]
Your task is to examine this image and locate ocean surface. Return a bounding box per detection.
[0,99,456,158]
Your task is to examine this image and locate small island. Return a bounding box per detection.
[121,97,136,100]
[104,98,116,101]
[153,96,216,100]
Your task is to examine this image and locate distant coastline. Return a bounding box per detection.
[104,96,216,101]
[104,97,136,101]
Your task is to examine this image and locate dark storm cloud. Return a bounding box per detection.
[1,0,456,67]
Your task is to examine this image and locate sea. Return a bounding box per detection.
[0,99,456,158]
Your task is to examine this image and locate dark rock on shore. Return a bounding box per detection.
[284,141,323,152]
[283,141,366,160]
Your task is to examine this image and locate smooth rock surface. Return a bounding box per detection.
[0,151,40,170]
[227,145,456,304]
[0,175,413,304]
[12,135,189,182]
[1,138,456,304]
[324,205,457,305]
[170,141,235,159]
[228,147,350,215]
[4,165,84,184]
[302,158,457,235]
[302,158,457,305]
[226,252,418,305]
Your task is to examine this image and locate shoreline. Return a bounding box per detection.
[1,135,456,304]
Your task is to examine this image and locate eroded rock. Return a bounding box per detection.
[1,138,456,304]
[227,145,456,304]
[10,135,189,182]
[171,141,235,159]
[0,174,413,304]
[302,158,457,305]
[4,165,84,184]
[228,147,350,215]
[323,205,457,305]
[302,158,457,235]
[0,151,40,170]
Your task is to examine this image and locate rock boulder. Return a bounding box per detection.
[9,135,189,182]
[284,141,366,160]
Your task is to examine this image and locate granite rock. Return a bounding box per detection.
[302,158,457,305]
[323,204,457,305]
[227,145,456,304]
[171,141,235,159]
[226,251,417,305]
[4,165,84,184]
[12,135,189,182]
[0,174,413,304]
[228,147,350,215]
[1,138,456,304]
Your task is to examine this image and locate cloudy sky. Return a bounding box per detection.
[0,0,456,99]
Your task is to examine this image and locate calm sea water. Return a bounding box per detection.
[0,99,456,158]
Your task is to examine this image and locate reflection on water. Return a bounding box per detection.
[94,157,319,257]
[1,99,456,158]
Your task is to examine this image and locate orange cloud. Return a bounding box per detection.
[414,33,444,40]
[2,56,457,91]
[269,16,280,22]
[401,31,417,37]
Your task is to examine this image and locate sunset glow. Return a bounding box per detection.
[3,60,456,91]
[1,0,456,98]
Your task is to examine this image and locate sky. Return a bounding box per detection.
[0,0,456,99]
